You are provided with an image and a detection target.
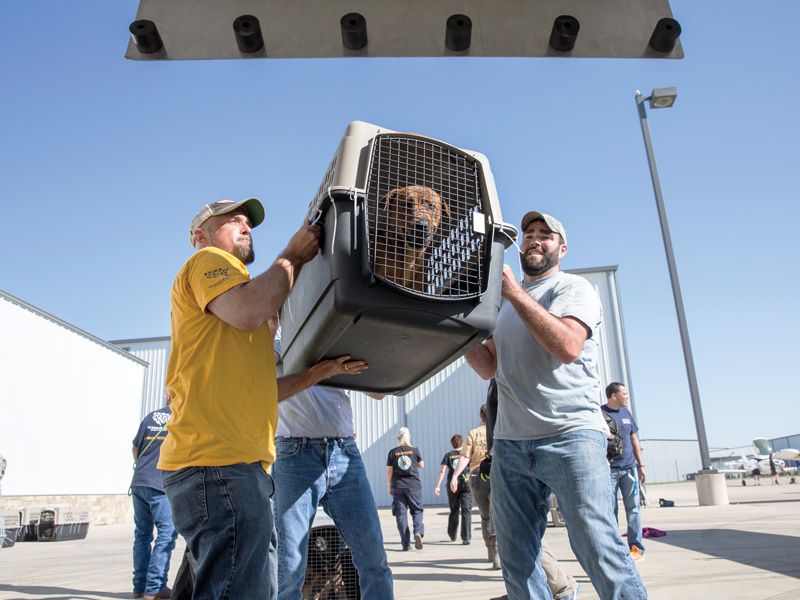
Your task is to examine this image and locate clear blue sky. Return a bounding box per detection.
[1,1,797,448]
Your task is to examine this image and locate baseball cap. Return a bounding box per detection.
[189,198,265,246]
[520,211,567,245]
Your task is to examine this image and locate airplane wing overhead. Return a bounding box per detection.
[772,449,800,461]
[125,0,684,60]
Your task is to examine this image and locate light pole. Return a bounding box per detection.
[634,88,728,505]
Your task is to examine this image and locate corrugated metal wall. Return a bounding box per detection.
[352,358,489,508]
[638,439,702,483]
[567,268,635,413]
[0,290,146,496]
[111,337,171,418]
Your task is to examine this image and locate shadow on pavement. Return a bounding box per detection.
[651,529,800,579]
[0,583,132,599]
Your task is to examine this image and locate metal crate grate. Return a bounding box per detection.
[302,525,360,599]
[365,135,487,299]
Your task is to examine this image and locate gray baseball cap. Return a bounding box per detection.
[189,198,265,246]
[520,211,567,245]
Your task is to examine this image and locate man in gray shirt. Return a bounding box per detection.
[466,211,646,599]
[272,333,393,600]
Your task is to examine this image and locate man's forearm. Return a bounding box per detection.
[208,254,303,331]
[452,454,470,480]
[435,466,447,488]
[465,342,496,379]
[506,289,586,363]
[277,362,328,401]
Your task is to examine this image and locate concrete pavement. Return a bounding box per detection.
[0,480,798,599]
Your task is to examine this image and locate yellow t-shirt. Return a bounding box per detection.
[158,246,278,471]
[463,424,488,472]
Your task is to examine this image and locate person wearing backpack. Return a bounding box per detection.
[602,382,646,561]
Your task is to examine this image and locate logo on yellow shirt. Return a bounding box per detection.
[204,267,230,279]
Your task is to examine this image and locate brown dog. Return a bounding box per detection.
[373,185,449,292]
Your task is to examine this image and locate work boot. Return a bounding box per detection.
[487,537,501,570]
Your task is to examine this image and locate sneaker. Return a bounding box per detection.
[462,539,471,545]
[414,533,423,550]
[402,544,410,551]
[449,534,457,542]
[630,546,645,562]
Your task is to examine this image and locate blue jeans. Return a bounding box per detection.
[162,462,276,600]
[131,486,178,595]
[493,431,647,600]
[273,437,393,600]
[611,467,644,552]
[391,487,424,549]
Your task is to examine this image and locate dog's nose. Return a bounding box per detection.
[406,219,431,248]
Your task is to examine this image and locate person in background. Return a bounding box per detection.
[482,380,580,600]
[272,330,394,600]
[160,198,320,599]
[749,457,761,485]
[450,403,498,569]
[602,382,647,561]
[131,395,177,600]
[434,433,473,545]
[769,453,780,484]
[387,427,425,551]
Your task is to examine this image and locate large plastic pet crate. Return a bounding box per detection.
[1,510,21,548]
[280,121,516,394]
[302,523,360,599]
[36,505,90,542]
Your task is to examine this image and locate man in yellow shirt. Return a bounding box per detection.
[159,198,319,600]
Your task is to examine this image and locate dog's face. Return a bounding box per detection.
[380,185,449,249]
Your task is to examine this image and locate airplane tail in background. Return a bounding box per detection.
[752,438,772,456]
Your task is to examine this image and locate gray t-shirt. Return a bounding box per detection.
[274,335,355,438]
[493,271,603,440]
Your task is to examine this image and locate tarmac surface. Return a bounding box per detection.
[0,480,798,600]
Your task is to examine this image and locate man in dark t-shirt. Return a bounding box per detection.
[602,382,646,560]
[435,434,473,544]
[131,398,178,599]
[386,427,425,551]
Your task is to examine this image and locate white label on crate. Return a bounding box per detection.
[472,212,486,235]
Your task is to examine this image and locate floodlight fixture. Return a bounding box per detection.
[648,87,678,109]
[634,88,723,502]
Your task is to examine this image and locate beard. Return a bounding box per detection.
[211,231,255,264]
[233,242,255,265]
[520,245,560,276]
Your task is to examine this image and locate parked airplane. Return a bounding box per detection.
[711,438,799,476]
[742,438,799,476]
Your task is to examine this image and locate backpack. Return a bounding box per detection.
[603,411,625,462]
